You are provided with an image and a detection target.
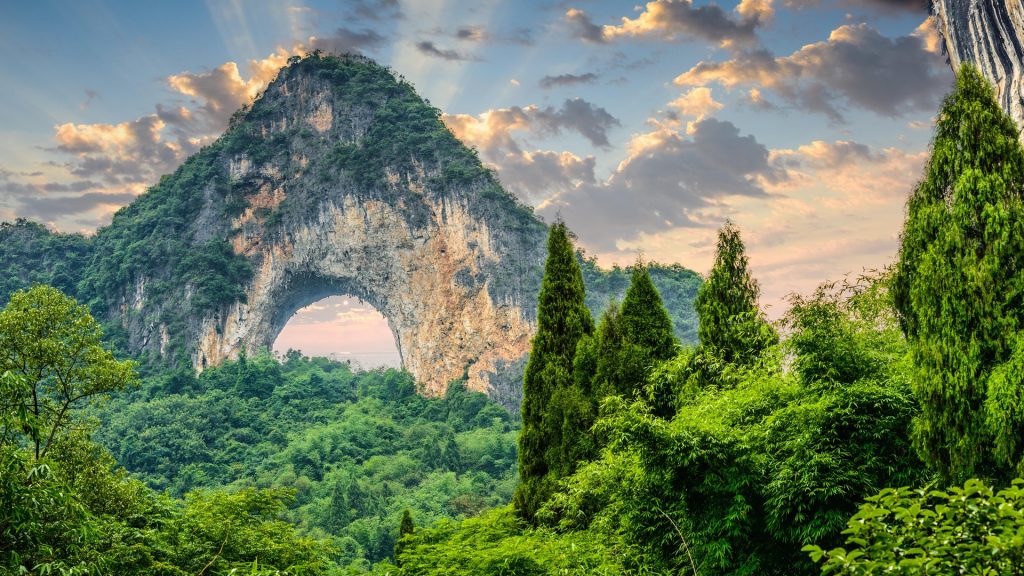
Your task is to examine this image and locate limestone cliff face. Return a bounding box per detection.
[934,0,1024,132]
[198,189,536,399]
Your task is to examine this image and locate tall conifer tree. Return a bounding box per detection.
[893,65,1024,482]
[585,264,678,401]
[394,509,414,565]
[620,263,677,372]
[514,222,594,522]
[695,221,776,364]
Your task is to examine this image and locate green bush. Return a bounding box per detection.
[806,478,1024,574]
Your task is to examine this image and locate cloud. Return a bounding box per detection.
[443,97,621,152]
[347,0,403,21]
[775,139,874,169]
[425,24,534,45]
[912,16,942,54]
[567,0,772,47]
[539,72,599,89]
[667,86,724,122]
[0,168,141,229]
[743,87,779,111]
[167,59,276,126]
[415,40,478,61]
[17,191,138,220]
[489,150,597,204]
[674,22,951,121]
[565,8,608,43]
[593,136,928,312]
[443,98,621,203]
[539,118,784,249]
[53,115,191,185]
[785,0,927,12]
[769,139,927,205]
[550,98,621,147]
[455,25,486,41]
[307,26,388,54]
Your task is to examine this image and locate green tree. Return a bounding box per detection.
[621,263,677,364]
[395,508,415,565]
[578,263,679,419]
[581,300,625,401]
[158,488,333,574]
[0,285,136,459]
[892,64,1024,483]
[694,221,776,366]
[542,273,923,575]
[806,479,1024,575]
[616,262,678,411]
[514,222,594,522]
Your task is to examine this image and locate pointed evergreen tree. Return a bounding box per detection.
[893,64,1024,483]
[514,222,594,522]
[589,300,625,401]
[394,508,415,565]
[695,220,776,365]
[327,477,351,532]
[619,262,678,389]
[582,264,679,403]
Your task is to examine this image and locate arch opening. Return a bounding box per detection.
[273,295,402,369]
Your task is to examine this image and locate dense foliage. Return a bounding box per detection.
[0,220,91,305]
[398,507,628,575]
[92,349,519,569]
[580,255,701,345]
[0,287,334,575]
[806,479,1024,574]
[894,64,1024,484]
[544,276,925,575]
[514,222,594,522]
[576,263,678,420]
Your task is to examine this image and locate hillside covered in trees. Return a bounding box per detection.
[6,64,1024,576]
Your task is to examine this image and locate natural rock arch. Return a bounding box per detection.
[194,186,537,399]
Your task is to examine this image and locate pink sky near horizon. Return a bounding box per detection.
[273,296,402,368]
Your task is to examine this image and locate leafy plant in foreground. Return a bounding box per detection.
[806,478,1024,575]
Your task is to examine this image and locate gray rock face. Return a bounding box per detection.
[934,0,1024,133]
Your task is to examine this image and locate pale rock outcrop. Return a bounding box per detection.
[933,0,1024,133]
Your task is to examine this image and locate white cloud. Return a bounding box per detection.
[674,22,951,121]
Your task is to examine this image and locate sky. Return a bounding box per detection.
[0,0,951,363]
